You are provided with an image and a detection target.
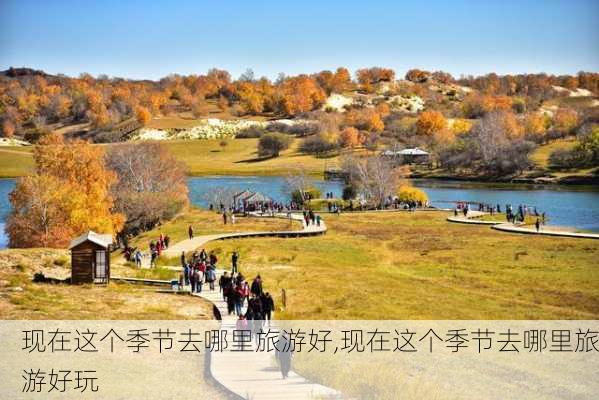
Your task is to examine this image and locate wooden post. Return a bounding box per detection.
[281,288,287,311]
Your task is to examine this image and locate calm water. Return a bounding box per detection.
[1,176,598,248]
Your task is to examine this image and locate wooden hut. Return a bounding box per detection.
[69,231,113,284]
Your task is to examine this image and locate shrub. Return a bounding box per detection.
[288,122,321,137]
[53,256,69,266]
[257,132,292,157]
[397,185,428,204]
[291,187,321,204]
[236,125,265,138]
[342,185,357,200]
[548,148,579,169]
[299,134,338,155]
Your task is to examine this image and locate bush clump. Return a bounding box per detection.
[257,132,292,157]
[299,134,338,155]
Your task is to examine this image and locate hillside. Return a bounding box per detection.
[1,67,598,182]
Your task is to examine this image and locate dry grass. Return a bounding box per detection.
[0,146,34,177]
[162,138,336,176]
[0,248,213,319]
[203,211,599,319]
[0,137,339,177]
[530,138,577,168]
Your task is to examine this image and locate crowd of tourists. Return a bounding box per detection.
[455,201,547,231]
[179,249,217,292]
[122,232,171,268]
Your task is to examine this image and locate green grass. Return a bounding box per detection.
[203,211,599,319]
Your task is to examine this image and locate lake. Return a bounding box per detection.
[1,176,599,248]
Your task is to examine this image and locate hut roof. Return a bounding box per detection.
[397,147,429,155]
[234,189,254,202]
[244,192,272,203]
[69,231,113,250]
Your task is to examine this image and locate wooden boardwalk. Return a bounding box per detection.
[163,212,326,258]
[152,212,340,399]
[447,211,599,239]
[193,280,342,400]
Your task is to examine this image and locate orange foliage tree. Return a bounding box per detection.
[278,75,325,116]
[416,110,447,136]
[135,106,151,125]
[2,119,15,137]
[553,108,579,134]
[7,133,124,248]
[338,126,360,148]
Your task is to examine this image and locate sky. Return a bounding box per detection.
[1,0,598,81]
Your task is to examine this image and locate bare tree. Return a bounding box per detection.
[283,165,314,204]
[342,155,400,209]
[106,142,188,235]
[202,187,239,209]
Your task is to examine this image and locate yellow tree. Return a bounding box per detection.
[416,110,447,136]
[338,126,360,148]
[524,112,547,139]
[135,105,151,125]
[450,118,472,135]
[7,133,125,247]
[553,108,578,134]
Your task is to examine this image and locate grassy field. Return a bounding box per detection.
[0,146,34,177]
[530,138,577,168]
[112,209,300,271]
[163,138,336,176]
[0,137,337,177]
[0,248,214,319]
[198,211,599,319]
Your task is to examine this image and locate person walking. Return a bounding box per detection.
[535,218,541,232]
[189,265,196,293]
[188,225,194,240]
[231,251,239,274]
[234,284,244,316]
[223,212,228,225]
[180,251,186,267]
[261,292,275,324]
[276,332,293,379]
[194,267,203,293]
[134,249,142,268]
[251,275,263,297]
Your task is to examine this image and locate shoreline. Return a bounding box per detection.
[2,172,598,187]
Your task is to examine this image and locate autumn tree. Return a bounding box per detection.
[7,133,124,248]
[416,110,447,136]
[405,69,430,83]
[2,119,15,137]
[278,75,326,116]
[338,126,360,148]
[553,108,579,134]
[106,142,189,236]
[524,112,548,141]
[135,105,151,125]
[450,118,472,135]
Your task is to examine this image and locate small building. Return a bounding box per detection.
[69,231,113,284]
[381,147,430,164]
[233,189,273,211]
